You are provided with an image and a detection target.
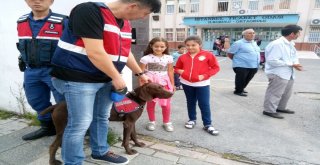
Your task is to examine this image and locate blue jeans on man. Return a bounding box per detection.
[52,78,113,165]
[22,67,64,140]
[24,67,64,120]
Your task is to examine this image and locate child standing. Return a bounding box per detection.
[172,45,186,90]
[175,36,220,135]
[140,37,175,132]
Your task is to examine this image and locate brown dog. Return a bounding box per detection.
[40,82,173,165]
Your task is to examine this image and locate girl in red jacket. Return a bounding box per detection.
[175,35,220,135]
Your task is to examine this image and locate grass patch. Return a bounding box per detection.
[0,109,16,120]
[1,109,118,144]
[21,112,41,126]
[0,109,40,126]
[108,129,120,146]
[222,153,254,163]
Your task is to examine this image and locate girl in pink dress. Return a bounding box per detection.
[140,37,174,132]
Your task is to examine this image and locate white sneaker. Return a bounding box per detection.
[163,122,174,132]
[203,125,219,136]
[146,121,156,131]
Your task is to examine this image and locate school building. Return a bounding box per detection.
[148,0,320,51]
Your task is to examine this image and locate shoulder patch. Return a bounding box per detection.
[17,14,29,23]
[48,13,68,24]
[47,15,63,24]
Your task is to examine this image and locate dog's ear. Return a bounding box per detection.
[136,83,153,101]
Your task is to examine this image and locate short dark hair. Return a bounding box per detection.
[281,24,302,36]
[177,44,185,49]
[123,0,161,13]
[184,35,202,45]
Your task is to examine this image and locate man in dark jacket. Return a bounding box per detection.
[17,0,67,141]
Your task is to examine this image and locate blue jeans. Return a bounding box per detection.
[181,84,212,126]
[52,78,113,165]
[174,73,181,87]
[23,67,64,121]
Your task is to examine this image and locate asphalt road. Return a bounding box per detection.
[111,56,320,165]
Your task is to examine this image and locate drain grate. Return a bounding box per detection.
[295,92,320,100]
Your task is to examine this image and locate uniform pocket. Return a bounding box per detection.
[39,40,54,62]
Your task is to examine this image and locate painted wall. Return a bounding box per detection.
[0,0,132,113]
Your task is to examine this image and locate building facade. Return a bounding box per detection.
[149,0,320,51]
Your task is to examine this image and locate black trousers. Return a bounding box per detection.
[233,67,258,93]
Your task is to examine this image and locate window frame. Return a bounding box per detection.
[279,0,291,9]
[176,28,186,42]
[166,0,175,14]
[262,0,275,11]
[190,0,200,13]
[152,28,161,38]
[315,0,320,8]
[248,0,259,11]
[178,0,186,13]
[165,28,174,41]
[218,0,229,12]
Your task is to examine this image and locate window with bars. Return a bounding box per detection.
[316,0,320,8]
[166,0,174,14]
[190,0,199,13]
[152,28,161,38]
[165,28,174,41]
[279,0,291,9]
[263,0,275,10]
[248,0,259,10]
[309,27,320,42]
[218,0,229,12]
[176,28,186,41]
[178,0,186,13]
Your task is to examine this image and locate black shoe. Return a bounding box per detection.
[22,120,56,140]
[233,92,247,97]
[91,151,129,164]
[263,111,284,119]
[276,109,295,114]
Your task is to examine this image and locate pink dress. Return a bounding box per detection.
[140,54,173,106]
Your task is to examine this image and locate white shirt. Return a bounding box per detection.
[140,54,173,77]
[264,37,299,80]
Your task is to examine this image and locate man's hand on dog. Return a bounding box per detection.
[138,74,151,86]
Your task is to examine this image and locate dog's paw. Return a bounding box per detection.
[126,148,138,155]
[50,160,62,165]
[134,141,146,147]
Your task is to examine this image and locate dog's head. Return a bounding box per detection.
[134,83,173,102]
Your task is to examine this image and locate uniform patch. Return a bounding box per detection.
[198,56,206,61]
[44,31,59,34]
[49,24,55,29]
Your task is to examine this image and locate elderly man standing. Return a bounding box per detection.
[227,29,260,96]
[263,25,303,119]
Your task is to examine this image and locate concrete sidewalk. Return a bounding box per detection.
[1,55,319,165]
[0,118,247,165]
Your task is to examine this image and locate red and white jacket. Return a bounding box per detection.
[17,12,66,66]
[175,50,220,85]
[51,3,132,82]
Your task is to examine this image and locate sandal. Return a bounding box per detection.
[185,120,196,129]
[203,125,219,135]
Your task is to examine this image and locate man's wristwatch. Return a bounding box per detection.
[134,72,145,77]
